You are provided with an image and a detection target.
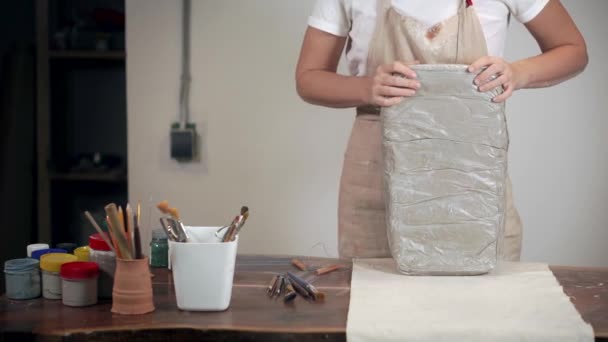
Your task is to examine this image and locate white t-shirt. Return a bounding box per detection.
[308,0,549,76]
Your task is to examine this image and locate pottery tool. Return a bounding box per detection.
[106,216,122,258]
[266,271,327,303]
[287,272,325,301]
[84,211,116,254]
[288,276,313,300]
[291,258,308,271]
[283,282,297,303]
[267,275,280,297]
[126,204,135,256]
[105,203,133,259]
[117,206,125,232]
[315,264,343,276]
[267,275,288,300]
[135,201,143,258]
[272,275,286,298]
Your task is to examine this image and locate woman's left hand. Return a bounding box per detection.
[468,56,523,103]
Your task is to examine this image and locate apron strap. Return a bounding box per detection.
[356,105,381,116]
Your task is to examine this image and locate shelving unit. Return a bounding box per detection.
[36,0,127,245]
[49,50,125,59]
[49,171,126,183]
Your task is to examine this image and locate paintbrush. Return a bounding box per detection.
[168,207,180,220]
[84,211,116,254]
[156,200,188,242]
[157,200,170,214]
[235,206,249,234]
[133,215,142,259]
[222,215,241,242]
[166,217,187,242]
[105,203,133,259]
[160,217,179,241]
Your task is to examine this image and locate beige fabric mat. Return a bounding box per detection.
[347,259,593,341]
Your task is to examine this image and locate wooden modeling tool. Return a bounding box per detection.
[84,211,116,254]
[105,203,133,259]
[126,204,135,256]
[291,258,307,271]
[315,264,342,276]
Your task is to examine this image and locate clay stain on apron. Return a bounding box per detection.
[426,23,443,40]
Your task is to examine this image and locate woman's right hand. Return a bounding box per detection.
[365,61,420,107]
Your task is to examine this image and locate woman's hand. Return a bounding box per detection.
[469,56,524,103]
[365,61,420,107]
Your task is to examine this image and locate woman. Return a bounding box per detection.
[295,0,587,260]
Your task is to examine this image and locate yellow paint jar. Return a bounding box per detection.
[74,246,90,261]
[40,253,77,299]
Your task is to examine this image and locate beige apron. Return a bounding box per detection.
[338,0,523,260]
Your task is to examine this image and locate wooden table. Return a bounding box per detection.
[1,255,606,341]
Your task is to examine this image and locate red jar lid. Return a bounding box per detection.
[60,261,99,280]
[89,233,111,251]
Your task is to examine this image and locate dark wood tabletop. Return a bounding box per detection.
[0,255,606,341]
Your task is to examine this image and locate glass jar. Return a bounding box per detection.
[4,258,41,300]
[89,233,116,298]
[150,229,168,268]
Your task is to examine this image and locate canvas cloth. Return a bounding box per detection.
[346,259,594,342]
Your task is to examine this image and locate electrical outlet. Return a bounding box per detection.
[170,123,197,162]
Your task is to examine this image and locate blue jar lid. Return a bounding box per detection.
[31,248,67,260]
[4,258,39,272]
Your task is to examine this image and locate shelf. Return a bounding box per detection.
[49,50,125,60]
[49,171,126,183]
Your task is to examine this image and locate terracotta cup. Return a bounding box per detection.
[111,258,155,315]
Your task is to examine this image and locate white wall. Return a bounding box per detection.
[504,1,608,266]
[126,0,608,266]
